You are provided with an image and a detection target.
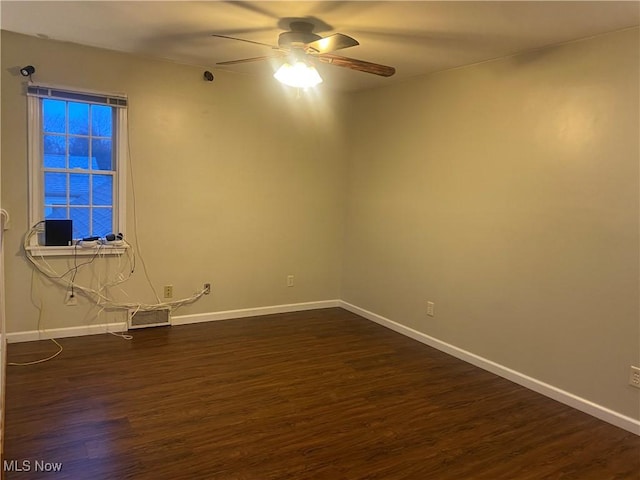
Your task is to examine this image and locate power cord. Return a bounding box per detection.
[109,331,133,340]
[126,106,161,304]
[8,274,63,366]
[8,338,63,366]
[23,224,208,312]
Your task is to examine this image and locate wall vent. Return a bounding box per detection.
[128,308,171,329]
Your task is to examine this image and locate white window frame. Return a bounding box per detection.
[26,83,128,256]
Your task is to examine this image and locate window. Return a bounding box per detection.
[27,85,127,246]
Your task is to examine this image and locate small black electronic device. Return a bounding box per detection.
[44,219,72,246]
[105,233,123,242]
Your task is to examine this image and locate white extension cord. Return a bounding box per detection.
[104,239,125,247]
[78,239,100,248]
[23,225,208,312]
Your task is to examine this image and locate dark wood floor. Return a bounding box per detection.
[4,308,639,479]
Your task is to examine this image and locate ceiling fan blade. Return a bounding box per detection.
[211,34,278,50]
[315,53,396,77]
[217,53,285,66]
[305,33,359,54]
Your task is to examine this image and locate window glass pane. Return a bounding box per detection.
[91,105,112,137]
[92,208,113,237]
[69,174,89,205]
[44,173,67,205]
[92,138,112,170]
[92,175,113,206]
[69,137,89,169]
[43,99,66,134]
[68,102,89,135]
[43,135,66,168]
[38,95,122,241]
[69,207,90,239]
[44,206,67,220]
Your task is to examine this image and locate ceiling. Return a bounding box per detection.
[2,1,639,92]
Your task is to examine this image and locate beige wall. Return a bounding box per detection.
[342,27,639,419]
[2,27,639,421]
[1,31,347,332]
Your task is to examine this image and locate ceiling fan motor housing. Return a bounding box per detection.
[278,21,321,48]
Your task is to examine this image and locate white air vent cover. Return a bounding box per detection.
[128,308,171,329]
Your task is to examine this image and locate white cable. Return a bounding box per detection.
[23,225,208,312]
[9,272,64,366]
[104,239,125,247]
[78,239,100,248]
[8,338,63,366]
[110,331,133,340]
[97,239,135,292]
[125,107,161,303]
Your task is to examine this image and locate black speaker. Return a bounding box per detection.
[45,219,73,246]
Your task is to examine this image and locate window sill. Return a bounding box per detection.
[26,244,128,257]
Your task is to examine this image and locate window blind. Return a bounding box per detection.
[27,85,127,107]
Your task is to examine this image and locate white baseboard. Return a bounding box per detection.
[339,300,640,436]
[172,299,341,326]
[6,300,341,342]
[7,322,127,343]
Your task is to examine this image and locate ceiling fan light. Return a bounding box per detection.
[274,61,323,88]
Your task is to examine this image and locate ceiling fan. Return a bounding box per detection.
[212,19,396,87]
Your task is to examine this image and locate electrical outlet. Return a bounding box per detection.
[163,285,173,298]
[64,291,78,306]
[204,283,211,295]
[287,275,294,287]
[630,366,640,389]
[427,301,435,317]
